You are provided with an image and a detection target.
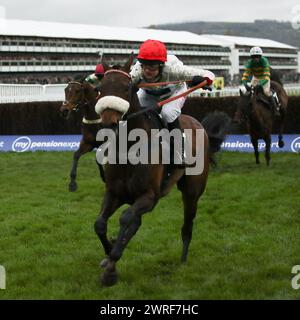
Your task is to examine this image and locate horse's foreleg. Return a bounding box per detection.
[96,161,105,183]
[94,192,122,257]
[264,135,271,166]
[69,149,81,192]
[101,192,157,286]
[111,192,157,261]
[250,136,260,164]
[69,142,93,192]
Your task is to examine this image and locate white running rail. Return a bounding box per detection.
[0,83,300,103]
[0,83,66,103]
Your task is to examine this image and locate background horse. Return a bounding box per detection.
[60,79,104,191]
[93,55,229,286]
[234,81,288,165]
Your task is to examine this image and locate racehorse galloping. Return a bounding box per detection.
[235,81,288,165]
[60,79,104,191]
[93,55,228,287]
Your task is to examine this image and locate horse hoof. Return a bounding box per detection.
[101,270,118,287]
[69,182,77,192]
[278,140,284,148]
[99,258,109,268]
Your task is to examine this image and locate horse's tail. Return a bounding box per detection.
[201,111,232,165]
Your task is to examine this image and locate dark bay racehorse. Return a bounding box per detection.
[60,80,105,191]
[234,81,288,165]
[93,55,228,286]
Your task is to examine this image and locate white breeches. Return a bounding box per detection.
[251,77,271,96]
[137,83,187,123]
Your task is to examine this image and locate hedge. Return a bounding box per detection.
[0,96,299,135]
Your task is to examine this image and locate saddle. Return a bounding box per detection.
[256,89,280,111]
[143,109,168,130]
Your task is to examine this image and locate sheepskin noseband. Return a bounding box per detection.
[95,96,130,115]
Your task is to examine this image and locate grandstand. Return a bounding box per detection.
[204,34,299,83]
[0,19,231,84]
[0,19,298,85]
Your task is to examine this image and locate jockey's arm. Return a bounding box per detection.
[130,56,215,89]
[259,58,271,86]
[241,69,251,85]
[85,74,101,89]
[166,58,215,88]
[130,62,143,85]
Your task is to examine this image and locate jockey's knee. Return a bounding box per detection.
[161,106,181,123]
[263,88,271,96]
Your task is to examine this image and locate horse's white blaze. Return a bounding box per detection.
[95,96,129,115]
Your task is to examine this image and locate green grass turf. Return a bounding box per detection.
[0,151,299,299]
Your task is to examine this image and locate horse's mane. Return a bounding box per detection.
[112,64,121,69]
[271,80,284,95]
[73,74,86,83]
[254,85,264,97]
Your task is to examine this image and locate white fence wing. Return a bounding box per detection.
[0,83,299,104]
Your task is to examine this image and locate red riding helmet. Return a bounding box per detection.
[95,64,104,75]
[137,39,167,64]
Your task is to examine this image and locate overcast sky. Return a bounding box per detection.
[0,0,299,28]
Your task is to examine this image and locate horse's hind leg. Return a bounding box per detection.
[250,136,260,164]
[178,176,206,263]
[278,134,284,149]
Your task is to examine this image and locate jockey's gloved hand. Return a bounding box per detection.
[203,77,213,86]
[192,76,213,86]
[241,80,251,90]
[191,76,205,86]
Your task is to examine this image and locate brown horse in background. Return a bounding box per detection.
[234,81,288,165]
[93,55,230,286]
[60,80,105,191]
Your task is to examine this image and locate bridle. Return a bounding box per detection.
[104,69,131,80]
[62,81,89,112]
[102,69,134,121]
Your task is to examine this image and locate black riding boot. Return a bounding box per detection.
[167,118,186,167]
[268,95,280,117]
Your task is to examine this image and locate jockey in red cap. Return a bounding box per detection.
[85,63,105,90]
[130,39,215,166]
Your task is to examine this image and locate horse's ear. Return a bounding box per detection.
[73,74,85,82]
[239,89,244,96]
[123,52,135,73]
[101,54,110,72]
[102,62,110,72]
